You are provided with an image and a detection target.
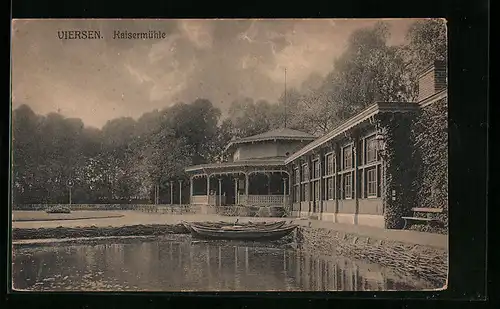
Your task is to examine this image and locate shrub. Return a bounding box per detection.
[45,205,71,214]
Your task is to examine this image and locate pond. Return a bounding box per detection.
[12,236,438,291]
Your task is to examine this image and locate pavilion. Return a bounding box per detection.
[185,128,315,208]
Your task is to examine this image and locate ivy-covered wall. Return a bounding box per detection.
[375,98,448,232]
[376,113,419,229]
[411,98,448,232]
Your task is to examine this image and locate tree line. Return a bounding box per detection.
[11,19,446,204]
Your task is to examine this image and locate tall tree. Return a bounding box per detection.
[402,18,448,100]
[327,22,411,114]
[227,98,280,138]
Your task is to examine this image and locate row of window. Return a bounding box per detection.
[291,135,380,202]
[296,135,379,181]
[293,166,380,202]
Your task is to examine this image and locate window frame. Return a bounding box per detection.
[365,135,378,164]
[342,145,353,170]
[366,167,377,198]
[343,173,352,199]
[312,159,320,179]
[327,176,335,200]
[301,163,309,181]
[325,153,335,176]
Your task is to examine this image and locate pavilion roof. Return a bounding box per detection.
[224,128,316,152]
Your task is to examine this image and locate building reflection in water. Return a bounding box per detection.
[12,238,438,291]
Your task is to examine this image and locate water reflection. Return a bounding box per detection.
[12,237,438,291]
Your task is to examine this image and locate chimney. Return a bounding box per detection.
[417,60,447,102]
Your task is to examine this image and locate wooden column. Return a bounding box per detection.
[298,162,302,214]
[307,155,312,213]
[206,174,210,195]
[361,137,366,199]
[178,180,183,205]
[335,143,341,220]
[170,181,174,205]
[245,173,249,196]
[353,133,360,225]
[319,150,324,214]
[189,176,194,204]
[282,177,287,208]
[218,178,222,206]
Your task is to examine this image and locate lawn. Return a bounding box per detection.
[12,211,125,222]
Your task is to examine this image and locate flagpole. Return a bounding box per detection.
[284,68,287,128]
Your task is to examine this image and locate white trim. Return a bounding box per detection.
[185,159,285,172]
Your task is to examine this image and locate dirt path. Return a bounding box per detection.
[13,211,124,222]
[12,211,284,229]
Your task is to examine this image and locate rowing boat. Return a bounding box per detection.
[192,221,286,231]
[186,223,298,241]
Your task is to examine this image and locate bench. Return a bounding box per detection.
[402,207,443,229]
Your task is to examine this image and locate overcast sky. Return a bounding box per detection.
[12,19,417,128]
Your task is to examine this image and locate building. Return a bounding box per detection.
[185,128,315,209]
[285,61,447,228]
[185,61,447,228]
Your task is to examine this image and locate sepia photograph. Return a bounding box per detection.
[10,18,448,292]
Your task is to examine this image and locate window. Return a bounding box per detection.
[314,181,320,200]
[326,177,334,200]
[295,185,300,202]
[304,184,309,201]
[344,173,352,199]
[302,164,309,181]
[294,168,300,185]
[366,167,377,197]
[366,136,378,163]
[326,154,334,175]
[343,146,352,170]
[313,160,320,179]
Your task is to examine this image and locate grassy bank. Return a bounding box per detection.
[12,224,189,240]
[13,211,125,222]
